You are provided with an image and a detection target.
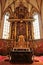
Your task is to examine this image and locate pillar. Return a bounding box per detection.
[26,22,28,41]
[15,22,17,42]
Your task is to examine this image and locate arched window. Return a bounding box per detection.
[2,13,10,39]
[33,14,40,39]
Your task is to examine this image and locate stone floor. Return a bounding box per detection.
[0,61,43,65]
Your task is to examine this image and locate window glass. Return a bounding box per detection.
[2,13,10,39]
[33,14,40,39]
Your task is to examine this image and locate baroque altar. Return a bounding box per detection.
[8,3,34,49]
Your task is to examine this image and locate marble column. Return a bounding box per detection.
[26,22,28,41]
[15,22,17,42]
[31,22,34,39]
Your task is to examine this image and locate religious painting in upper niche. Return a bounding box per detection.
[16,22,26,41]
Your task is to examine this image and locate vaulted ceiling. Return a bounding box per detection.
[0,0,43,18]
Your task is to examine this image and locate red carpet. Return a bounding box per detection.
[0,55,43,62]
[33,56,43,62]
[0,56,9,62]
